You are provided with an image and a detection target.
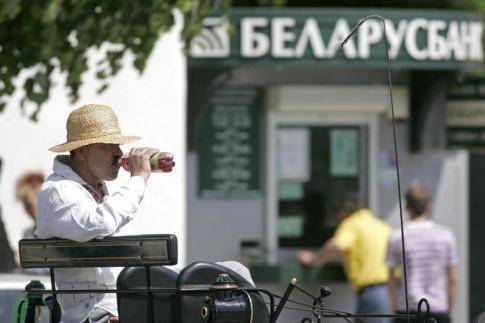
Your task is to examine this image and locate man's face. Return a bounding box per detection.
[83,143,123,181]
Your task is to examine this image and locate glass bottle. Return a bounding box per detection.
[118,152,175,173]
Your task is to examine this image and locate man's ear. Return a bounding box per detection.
[74,147,88,161]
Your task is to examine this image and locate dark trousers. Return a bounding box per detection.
[395,311,451,323]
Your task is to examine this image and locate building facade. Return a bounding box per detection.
[187,8,483,321]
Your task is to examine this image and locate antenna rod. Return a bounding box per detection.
[340,15,410,320]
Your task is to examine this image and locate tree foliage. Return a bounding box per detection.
[0,0,484,121]
[0,0,230,120]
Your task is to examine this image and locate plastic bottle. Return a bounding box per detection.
[117,152,175,173]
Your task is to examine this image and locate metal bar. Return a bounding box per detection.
[22,287,237,295]
[145,265,154,323]
[49,268,56,292]
[27,288,176,294]
[297,313,426,320]
[270,278,297,323]
[23,287,283,296]
[49,268,58,309]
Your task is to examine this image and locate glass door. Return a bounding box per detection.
[276,125,368,248]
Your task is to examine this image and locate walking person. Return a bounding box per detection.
[297,194,391,322]
[387,185,458,323]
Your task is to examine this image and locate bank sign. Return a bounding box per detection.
[189,9,484,69]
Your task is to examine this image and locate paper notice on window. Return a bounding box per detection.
[277,128,310,181]
[278,215,303,238]
[278,181,304,200]
[330,129,358,176]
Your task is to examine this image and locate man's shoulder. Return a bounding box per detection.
[410,220,455,236]
[339,214,358,228]
[39,175,84,199]
[391,221,455,243]
[351,209,390,230]
[337,211,388,236]
[42,173,78,188]
[429,222,456,242]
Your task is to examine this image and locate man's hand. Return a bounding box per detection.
[127,147,159,182]
[297,250,315,267]
[297,242,341,267]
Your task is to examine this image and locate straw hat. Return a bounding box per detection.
[49,104,140,152]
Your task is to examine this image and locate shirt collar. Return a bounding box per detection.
[53,155,107,190]
[53,155,88,185]
[53,155,107,202]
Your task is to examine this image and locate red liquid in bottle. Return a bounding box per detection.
[117,152,175,173]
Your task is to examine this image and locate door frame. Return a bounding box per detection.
[264,110,379,264]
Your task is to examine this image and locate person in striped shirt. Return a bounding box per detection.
[386,185,458,323]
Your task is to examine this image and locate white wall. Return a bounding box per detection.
[434,151,468,323]
[0,14,187,266]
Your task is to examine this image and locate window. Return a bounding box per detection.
[277,125,368,247]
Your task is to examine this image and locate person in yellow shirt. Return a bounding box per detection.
[297,194,391,322]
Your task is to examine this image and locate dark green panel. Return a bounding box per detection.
[189,8,483,70]
[447,127,485,147]
[447,77,485,148]
[448,77,485,100]
[198,87,262,198]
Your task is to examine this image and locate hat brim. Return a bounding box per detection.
[49,134,141,153]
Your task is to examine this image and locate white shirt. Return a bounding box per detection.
[35,156,146,323]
